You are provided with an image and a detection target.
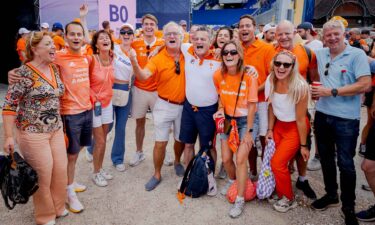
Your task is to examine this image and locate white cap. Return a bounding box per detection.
[41,22,49,29]
[263,23,276,33]
[120,23,134,31]
[18,27,30,35]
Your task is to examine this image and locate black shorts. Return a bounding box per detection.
[62,110,93,155]
[365,122,375,161]
[363,88,374,108]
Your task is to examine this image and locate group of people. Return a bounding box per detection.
[3,4,375,225]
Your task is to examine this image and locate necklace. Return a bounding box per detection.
[98,55,111,66]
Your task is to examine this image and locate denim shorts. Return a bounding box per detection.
[220,113,259,141]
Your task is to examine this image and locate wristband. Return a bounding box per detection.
[300,144,308,148]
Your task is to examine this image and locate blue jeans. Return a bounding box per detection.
[314,111,359,209]
[88,84,132,165]
[220,113,259,141]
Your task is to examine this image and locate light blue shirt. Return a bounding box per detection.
[315,45,370,120]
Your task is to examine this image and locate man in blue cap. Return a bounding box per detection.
[52,22,65,50]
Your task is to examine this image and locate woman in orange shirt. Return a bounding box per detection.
[212,40,258,218]
[89,30,115,187]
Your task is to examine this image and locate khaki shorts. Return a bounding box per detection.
[131,86,157,119]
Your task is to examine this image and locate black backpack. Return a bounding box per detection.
[178,148,215,198]
[0,152,39,209]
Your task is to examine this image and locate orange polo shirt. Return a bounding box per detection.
[55,48,92,115]
[131,38,165,91]
[16,38,27,62]
[242,38,276,102]
[275,44,317,79]
[213,69,258,117]
[145,48,185,103]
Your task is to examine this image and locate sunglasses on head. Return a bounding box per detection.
[222,50,238,56]
[175,61,180,75]
[274,61,294,68]
[120,30,134,35]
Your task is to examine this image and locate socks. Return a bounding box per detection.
[228,179,235,184]
[236,196,244,202]
[67,184,75,196]
[298,176,306,182]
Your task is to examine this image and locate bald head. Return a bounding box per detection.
[276,20,295,50]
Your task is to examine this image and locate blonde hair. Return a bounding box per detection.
[25,31,51,63]
[268,50,309,104]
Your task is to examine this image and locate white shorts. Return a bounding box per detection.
[93,102,113,128]
[152,97,183,142]
[257,102,268,136]
[131,86,157,119]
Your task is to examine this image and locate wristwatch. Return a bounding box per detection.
[331,88,338,97]
[248,128,253,133]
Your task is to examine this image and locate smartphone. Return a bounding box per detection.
[94,101,102,116]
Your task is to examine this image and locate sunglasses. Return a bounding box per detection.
[274,61,294,68]
[120,30,134,35]
[222,50,238,56]
[175,61,180,75]
[324,62,330,76]
[146,45,150,56]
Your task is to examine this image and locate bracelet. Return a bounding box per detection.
[300,144,308,148]
[267,129,273,131]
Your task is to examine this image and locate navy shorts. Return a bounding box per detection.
[62,110,93,155]
[179,100,217,149]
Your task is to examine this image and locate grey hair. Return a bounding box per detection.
[163,21,184,41]
[323,20,345,34]
[196,26,213,41]
[350,28,360,35]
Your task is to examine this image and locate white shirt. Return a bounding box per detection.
[265,76,296,122]
[181,43,221,107]
[305,39,323,51]
[113,44,133,81]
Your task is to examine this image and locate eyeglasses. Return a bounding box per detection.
[222,50,238,56]
[146,45,150,56]
[274,61,294,68]
[324,62,330,76]
[120,30,134,35]
[175,61,180,75]
[165,32,179,37]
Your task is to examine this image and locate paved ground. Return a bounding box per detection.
[0,83,373,225]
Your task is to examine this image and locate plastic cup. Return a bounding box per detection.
[215,117,225,134]
[312,81,322,100]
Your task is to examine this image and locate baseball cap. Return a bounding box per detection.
[120,23,134,31]
[263,23,276,33]
[52,22,64,31]
[179,20,187,26]
[18,27,30,35]
[330,16,348,28]
[297,22,317,36]
[41,22,49,29]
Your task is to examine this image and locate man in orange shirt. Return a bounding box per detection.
[349,28,370,53]
[275,20,318,200]
[129,21,185,191]
[238,14,276,180]
[129,14,166,167]
[52,22,65,50]
[16,27,30,63]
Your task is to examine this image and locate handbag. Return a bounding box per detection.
[0,152,39,209]
[256,140,276,199]
[112,89,129,107]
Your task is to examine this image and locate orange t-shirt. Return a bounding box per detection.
[275,44,317,79]
[55,48,92,115]
[89,55,115,107]
[243,38,276,102]
[213,68,258,117]
[183,32,189,43]
[131,38,165,91]
[16,38,26,62]
[81,44,93,56]
[53,35,65,50]
[155,30,163,39]
[145,48,185,103]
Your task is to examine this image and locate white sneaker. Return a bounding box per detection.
[218,163,227,179]
[229,197,245,218]
[100,168,113,180]
[115,163,126,172]
[57,209,69,218]
[92,173,108,187]
[43,220,56,225]
[273,196,298,213]
[129,151,145,167]
[307,157,321,171]
[220,180,234,196]
[163,153,173,166]
[85,148,93,162]
[73,182,87,193]
[67,193,84,213]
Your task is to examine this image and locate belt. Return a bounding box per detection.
[158,95,184,105]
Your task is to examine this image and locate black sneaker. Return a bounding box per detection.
[341,208,359,225]
[296,179,317,199]
[311,194,339,211]
[356,204,375,222]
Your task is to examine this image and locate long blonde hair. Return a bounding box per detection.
[268,50,309,104]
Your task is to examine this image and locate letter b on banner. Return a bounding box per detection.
[109,4,128,22]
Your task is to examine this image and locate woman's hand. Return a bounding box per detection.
[79,4,88,18]
[265,129,273,143]
[3,137,14,154]
[300,146,310,162]
[129,48,137,60]
[8,68,22,85]
[214,48,221,60]
[213,108,224,119]
[241,132,254,149]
